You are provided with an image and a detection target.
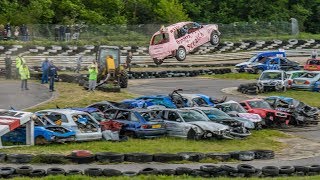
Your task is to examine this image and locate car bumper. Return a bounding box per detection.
[75,132,102,141]
[291,85,313,90]
[52,136,76,143]
[136,129,166,138]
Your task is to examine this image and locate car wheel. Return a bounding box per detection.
[176,47,186,61]
[153,58,163,65]
[210,32,220,45]
[35,136,49,145]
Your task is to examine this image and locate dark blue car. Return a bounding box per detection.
[245,57,300,74]
[104,108,166,138]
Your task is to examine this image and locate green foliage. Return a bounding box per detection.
[154,0,190,23]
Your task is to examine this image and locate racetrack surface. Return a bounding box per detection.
[0,80,52,110]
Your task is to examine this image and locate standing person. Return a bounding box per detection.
[48,61,58,92]
[41,58,50,84]
[73,24,80,40]
[5,23,11,40]
[59,25,65,41]
[54,25,59,41]
[5,54,12,79]
[75,55,82,73]
[88,60,98,92]
[19,63,30,91]
[14,26,19,40]
[65,25,71,42]
[20,24,27,41]
[311,49,318,59]
[15,55,25,79]
[126,51,133,71]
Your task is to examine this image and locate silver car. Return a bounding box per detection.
[158,109,233,140]
[291,71,320,91]
[36,109,102,141]
[258,70,288,92]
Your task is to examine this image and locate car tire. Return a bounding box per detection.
[177,152,205,162]
[153,58,163,65]
[237,164,256,174]
[124,153,153,163]
[253,150,275,159]
[84,168,103,177]
[153,153,182,162]
[66,169,83,175]
[0,167,15,177]
[220,165,238,173]
[200,165,221,173]
[190,169,211,177]
[102,169,122,177]
[6,154,33,164]
[308,165,320,172]
[67,155,96,164]
[279,166,295,174]
[0,153,6,162]
[119,70,128,88]
[95,152,124,163]
[230,151,255,161]
[122,171,137,177]
[175,167,194,175]
[158,169,176,175]
[29,169,46,177]
[138,167,158,175]
[47,167,65,176]
[262,166,279,176]
[16,166,33,175]
[294,166,309,173]
[176,47,186,61]
[210,32,220,45]
[206,153,231,161]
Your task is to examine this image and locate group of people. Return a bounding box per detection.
[0,23,29,41]
[54,24,80,42]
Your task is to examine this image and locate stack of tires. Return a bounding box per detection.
[238,83,260,95]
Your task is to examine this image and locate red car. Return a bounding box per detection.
[304,59,320,71]
[239,99,290,127]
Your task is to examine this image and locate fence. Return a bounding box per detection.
[0,21,294,46]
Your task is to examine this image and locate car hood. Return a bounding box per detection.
[237,113,262,122]
[188,121,229,131]
[235,62,251,67]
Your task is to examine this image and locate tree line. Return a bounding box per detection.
[0,0,319,33]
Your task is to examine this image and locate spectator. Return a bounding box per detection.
[15,55,25,79]
[5,54,12,79]
[59,25,65,41]
[19,63,30,91]
[54,25,59,41]
[73,24,80,40]
[48,61,58,92]
[88,60,98,92]
[311,49,318,59]
[5,23,11,40]
[20,24,27,41]
[65,25,71,42]
[75,55,82,73]
[41,58,50,84]
[126,51,133,71]
[14,26,19,40]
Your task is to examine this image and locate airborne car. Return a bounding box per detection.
[149,22,221,65]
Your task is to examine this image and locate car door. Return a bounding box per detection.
[279,58,289,70]
[114,110,139,133]
[267,58,280,70]
[162,110,184,137]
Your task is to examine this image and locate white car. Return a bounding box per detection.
[258,70,288,92]
[36,109,102,141]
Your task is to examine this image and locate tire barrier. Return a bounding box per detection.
[2,164,320,178]
[238,83,260,95]
[3,150,275,165]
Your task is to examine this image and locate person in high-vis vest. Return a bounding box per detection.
[88,60,98,91]
[15,55,25,79]
[19,63,30,90]
[102,55,115,82]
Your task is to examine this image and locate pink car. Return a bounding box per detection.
[149,22,221,65]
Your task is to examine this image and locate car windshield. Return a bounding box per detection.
[90,111,106,122]
[202,109,231,121]
[219,103,247,113]
[260,72,282,80]
[179,110,208,122]
[301,72,319,78]
[248,100,272,109]
[139,111,160,121]
[151,33,169,45]
[248,55,258,62]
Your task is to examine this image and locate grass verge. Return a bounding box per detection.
[265,90,320,107]
[0,130,288,155]
[202,73,259,80]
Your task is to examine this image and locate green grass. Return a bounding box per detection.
[202,73,259,80]
[266,90,320,107]
[9,174,320,180]
[0,130,288,155]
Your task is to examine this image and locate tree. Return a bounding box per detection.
[154,0,190,23]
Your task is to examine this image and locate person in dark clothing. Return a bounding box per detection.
[126,52,133,71]
[5,23,11,40]
[54,25,59,41]
[41,58,50,84]
[65,25,71,41]
[5,54,12,79]
[59,25,65,41]
[48,61,58,92]
[20,24,27,41]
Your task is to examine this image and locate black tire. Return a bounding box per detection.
[279,166,295,174]
[66,155,96,164]
[0,153,6,162]
[158,169,175,175]
[206,153,231,161]
[119,70,128,88]
[200,165,220,173]
[47,167,65,176]
[220,165,238,173]
[84,168,103,177]
[237,164,256,174]
[102,169,122,177]
[252,150,275,160]
[238,151,255,161]
[210,32,220,45]
[175,167,194,175]
[138,167,158,175]
[0,167,15,177]
[308,165,320,172]
[16,166,33,175]
[6,154,33,163]
[187,129,198,140]
[262,166,279,176]
[294,165,309,173]
[95,152,124,163]
[153,153,182,162]
[29,169,46,177]
[176,46,186,61]
[124,153,153,163]
[66,169,83,176]
[122,171,137,177]
[190,169,211,177]
[153,58,163,65]
[177,152,205,162]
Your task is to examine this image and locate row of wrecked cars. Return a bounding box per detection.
[2,89,319,145]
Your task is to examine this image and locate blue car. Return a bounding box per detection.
[245,57,300,74]
[104,108,166,138]
[2,115,76,145]
[235,51,286,72]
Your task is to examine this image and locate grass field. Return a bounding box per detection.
[202,73,259,80]
[265,90,320,107]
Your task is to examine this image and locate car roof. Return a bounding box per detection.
[37,109,88,115]
[68,107,99,113]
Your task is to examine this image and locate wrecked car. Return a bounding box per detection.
[286,70,307,88]
[291,71,320,91]
[86,101,130,112]
[240,99,290,128]
[264,96,319,126]
[36,109,102,141]
[104,108,166,138]
[257,70,288,92]
[215,100,263,129]
[158,108,233,140]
